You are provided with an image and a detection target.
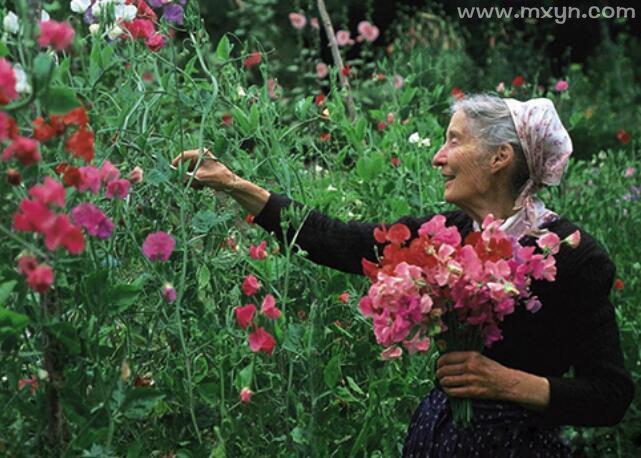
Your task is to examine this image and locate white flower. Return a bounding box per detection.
[326,184,337,191]
[107,25,124,40]
[122,4,137,21]
[419,137,431,147]
[3,11,19,34]
[314,164,325,173]
[408,132,420,143]
[13,64,31,94]
[41,10,50,21]
[237,86,246,97]
[70,0,91,14]
[88,23,100,35]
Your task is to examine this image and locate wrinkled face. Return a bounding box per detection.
[431,110,491,209]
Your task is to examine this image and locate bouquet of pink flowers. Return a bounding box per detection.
[358,214,580,426]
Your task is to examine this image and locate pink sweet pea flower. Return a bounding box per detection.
[316,62,328,79]
[234,304,256,329]
[249,241,267,260]
[142,231,175,261]
[338,291,350,304]
[310,17,319,29]
[77,166,102,194]
[26,264,54,293]
[243,51,262,69]
[563,230,581,249]
[17,255,39,276]
[28,177,66,208]
[162,283,177,303]
[100,160,120,183]
[554,80,569,92]
[536,232,561,255]
[357,21,380,42]
[624,167,636,178]
[145,34,165,52]
[335,30,352,46]
[260,294,280,320]
[267,78,278,99]
[44,214,85,254]
[18,375,39,395]
[380,346,402,360]
[123,19,155,40]
[105,178,131,199]
[289,12,307,30]
[38,20,75,51]
[240,387,252,404]
[71,203,114,239]
[392,74,404,89]
[2,136,41,166]
[248,327,276,355]
[0,58,18,104]
[241,274,261,296]
[0,112,16,140]
[13,198,55,233]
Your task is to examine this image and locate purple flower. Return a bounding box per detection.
[142,231,175,261]
[71,203,114,239]
[162,4,184,25]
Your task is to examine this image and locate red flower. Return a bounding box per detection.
[60,107,88,127]
[222,113,233,126]
[44,214,85,254]
[512,75,525,87]
[38,20,75,51]
[240,387,252,404]
[241,274,261,296]
[13,198,55,233]
[451,87,465,100]
[65,127,94,163]
[234,304,256,330]
[17,255,39,276]
[136,0,158,21]
[245,214,255,225]
[6,168,21,186]
[123,19,155,40]
[63,166,82,187]
[319,132,331,142]
[390,156,400,167]
[614,278,624,290]
[28,177,66,208]
[341,64,351,77]
[18,375,39,395]
[0,112,17,140]
[377,121,387,131]
[616,129,631,145]
[33,117,63,142]
[314,93,325,106]
[243,51,262,69]
[260,294,281,320]
[145,34,165,52]
[338,291,350,304]
[249,241,268,260]
[248,327,276,355]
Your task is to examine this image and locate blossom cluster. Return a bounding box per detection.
[234,274,280,356]
[358,214,581,359]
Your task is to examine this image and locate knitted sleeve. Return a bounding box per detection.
[542,247,635,426]
[253,192,458,275]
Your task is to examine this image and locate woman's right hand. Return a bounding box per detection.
[171,149,239,192]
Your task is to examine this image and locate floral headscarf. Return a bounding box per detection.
[474,98,573,240]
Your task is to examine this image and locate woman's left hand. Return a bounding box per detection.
[435,351,515,402]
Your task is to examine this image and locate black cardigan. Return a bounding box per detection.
[253,191,635,427]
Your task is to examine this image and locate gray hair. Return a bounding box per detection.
[451,94,530,199]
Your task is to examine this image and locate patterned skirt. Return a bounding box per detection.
[403,387,571,458]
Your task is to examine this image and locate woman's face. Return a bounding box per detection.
[431,110,491,209]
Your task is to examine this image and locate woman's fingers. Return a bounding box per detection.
[435,363,467,380]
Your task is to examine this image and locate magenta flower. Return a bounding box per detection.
[249,241,267,260]
[240,387,252,404]
[78,166,101,194]
[142,231,175,261]
[105,178,131,199]
[71,203,114,239]
[234,304,256,329]
[316,62,328,79]
[260,294,281,320]
[0,58,18,104]
[248,327,276,355]
[100,160,120,183]
[38,20,75,51]
[241,274,260,296]
[162,283,177,303]
[27,264,54,293]
[554,80,569,92]
[28,177,66,208]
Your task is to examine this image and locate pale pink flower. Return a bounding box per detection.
[624,167,636,178]
[310,17,319,29]
[357,20,379,42]
[261,294,281,320]
[142,231,175,261]
[249,241,267,260]
[563,230,581,249]
[240,387,252,404]
[554,80,569,92]
[267,78,278,99]
[241,274,260,296]
[289,12,307,30]
[536,232,561,255]
[162,283,177,303]
[496,81,505,93]
[100,160,120,183]
[78,166,101,194]
[381,346,402,360]
[17,255,39,276]
[27,264,54,293]
[38,20,75,51]
[128,166,144,183]
[316,62,328,79]
[335,30,352,46]
[392,74,404,89]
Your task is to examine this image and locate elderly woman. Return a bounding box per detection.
[172,94,634,456]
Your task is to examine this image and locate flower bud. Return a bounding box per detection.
[128,166,144,184]
[240,387,252,404]
[6,168,21,186]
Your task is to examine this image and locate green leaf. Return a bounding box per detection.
[291,426,307,445]
[282,323,304,353]
[0,42,9,58]
[192,210,229,233]
[0,306,29,342]
[235,362,253,390]
[345,376,365,396]
[48,322,81,354]
[107,283,141,313]
[44,86,81,114]
[0,280,17,306]
[146,169,169,186]
[121,389,165,419]
[33,53,54,89]
[216,35,231,61]
[323,354,341,388]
